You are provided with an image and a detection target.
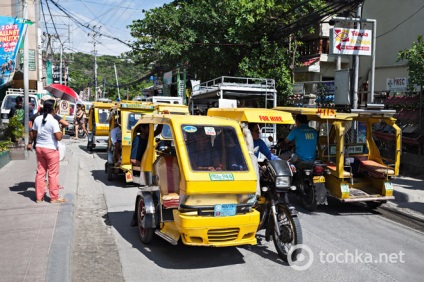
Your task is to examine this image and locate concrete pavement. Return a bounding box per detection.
[0,139,78,282]
[0,139,423,281]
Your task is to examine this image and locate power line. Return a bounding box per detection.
[45,0,63,46]
[377,3,424,39]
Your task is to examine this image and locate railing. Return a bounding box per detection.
[298,38,330,56]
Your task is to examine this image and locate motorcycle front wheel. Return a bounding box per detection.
[272,204,303,262]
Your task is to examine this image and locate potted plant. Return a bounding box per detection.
[4,116,26,160]
[0,140,12,168]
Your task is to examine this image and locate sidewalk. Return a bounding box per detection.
[383,176,424,221]
[0,140,78,282]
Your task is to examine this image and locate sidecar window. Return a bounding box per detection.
[127,113,143,130]
[182,125,248,172]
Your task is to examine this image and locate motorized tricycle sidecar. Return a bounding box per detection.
[87,101,115,152]
[274,107,400,210]
[131,113,260,247]
[105,101,156,182]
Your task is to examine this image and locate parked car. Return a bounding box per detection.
[1,93,39,124]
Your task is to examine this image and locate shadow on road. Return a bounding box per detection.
[106,210,289,269]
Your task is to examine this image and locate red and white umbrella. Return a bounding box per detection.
[45,84,79,103]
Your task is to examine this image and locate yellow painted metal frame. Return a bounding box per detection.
[207,107,295,124]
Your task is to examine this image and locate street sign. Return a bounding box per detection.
[330,28,372,56]
[59,100,70,115]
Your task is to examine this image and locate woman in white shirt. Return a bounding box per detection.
[27,99,66,204]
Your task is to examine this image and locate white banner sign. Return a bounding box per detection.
[386,77,421,92]
[331,28,372,56]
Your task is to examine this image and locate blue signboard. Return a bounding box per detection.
[0,16,27,88]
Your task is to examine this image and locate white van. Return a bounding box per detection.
[1,92,39,124]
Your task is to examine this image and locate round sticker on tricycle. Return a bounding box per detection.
[183,125,197,133]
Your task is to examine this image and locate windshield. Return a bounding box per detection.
[2,95,37,110]
[182,125,248,172]
[96,108,109,124]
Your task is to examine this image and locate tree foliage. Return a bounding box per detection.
[128,0,327,99]
[54,52,153,101]
[397,35,424,92]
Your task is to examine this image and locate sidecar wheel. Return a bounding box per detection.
[272,205,303,262]
[137,196,154,244]
[300,182,318,211]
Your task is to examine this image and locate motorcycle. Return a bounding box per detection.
[254,159,303,262]
[290,156,329,211]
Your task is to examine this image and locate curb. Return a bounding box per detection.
[45,145,78,282]
[380,202,424,224]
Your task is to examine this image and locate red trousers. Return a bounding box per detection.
[35,147,60,201]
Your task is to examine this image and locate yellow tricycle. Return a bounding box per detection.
[105,101,157,182]
[274,107,400,210]
[87,101,115,152]
[130,113,261,249]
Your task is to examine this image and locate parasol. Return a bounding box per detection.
[45,84,79,103]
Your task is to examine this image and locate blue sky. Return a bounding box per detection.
[43,0,172,56]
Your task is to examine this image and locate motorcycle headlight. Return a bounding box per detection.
[276,176,290,188]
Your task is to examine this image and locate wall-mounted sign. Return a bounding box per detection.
[330,28,372,56]
[386,77,421,93]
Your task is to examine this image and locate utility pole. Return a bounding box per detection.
[23,0,29,147]
[114,63,121,101]
[88,25,101,101]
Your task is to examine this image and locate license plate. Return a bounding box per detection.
[214,204,236,217]
[313,176,325,183]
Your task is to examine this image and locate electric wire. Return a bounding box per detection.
[377,3,424,39]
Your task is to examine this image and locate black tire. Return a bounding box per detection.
[137,196,154,243]
[272,204,303,262]
[366,201,383,210]
[107,165,113,181]
[300,181,318,211]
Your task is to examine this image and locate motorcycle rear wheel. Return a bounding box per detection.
[272,204,303,262]
[300,181,318,211]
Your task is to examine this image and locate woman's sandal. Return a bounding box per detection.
[50,198,67,204]
[36,197,44,203]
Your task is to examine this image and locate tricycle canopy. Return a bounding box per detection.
[207,107,295,125]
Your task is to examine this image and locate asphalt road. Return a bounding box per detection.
[71,143,424,282]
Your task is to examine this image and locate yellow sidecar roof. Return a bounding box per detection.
[207,107,295,124]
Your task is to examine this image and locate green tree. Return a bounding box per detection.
[397,35,424,94]
[60,52,153,101]
[397,35,424,131]
[128,0,327,102]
